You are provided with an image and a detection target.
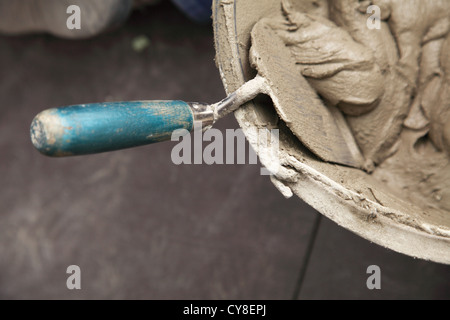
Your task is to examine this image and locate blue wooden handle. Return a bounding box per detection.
[30,101,194,157]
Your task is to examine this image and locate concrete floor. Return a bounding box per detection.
[0,2,449,299]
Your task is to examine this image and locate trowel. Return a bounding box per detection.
[30,22,363,168]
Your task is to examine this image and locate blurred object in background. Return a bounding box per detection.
[170,0,212,23]
[134,0,163,7]
[0,0,133,38]
[0,0,212,39]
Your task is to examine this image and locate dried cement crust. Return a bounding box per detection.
[213,0,450,264]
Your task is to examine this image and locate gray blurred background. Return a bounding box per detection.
[0,1,449,299]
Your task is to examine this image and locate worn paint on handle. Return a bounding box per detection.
[30,101,194,157]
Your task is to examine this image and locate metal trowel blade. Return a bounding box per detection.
[250,20,365,169]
